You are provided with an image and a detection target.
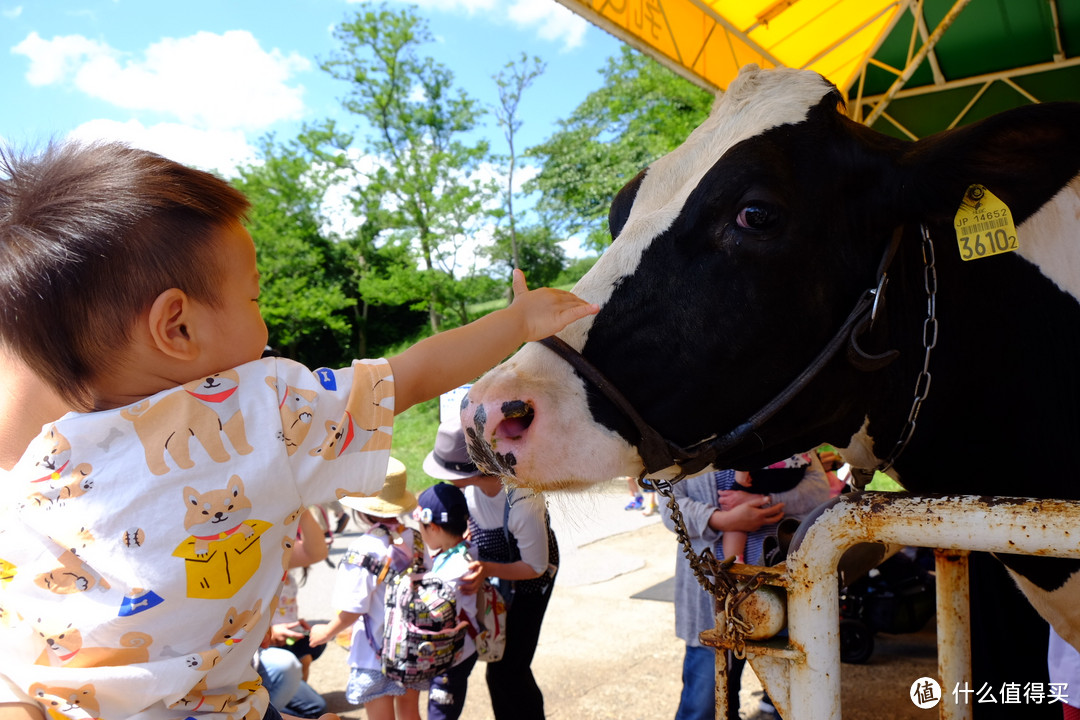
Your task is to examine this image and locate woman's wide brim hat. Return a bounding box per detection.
[340,457,417,518]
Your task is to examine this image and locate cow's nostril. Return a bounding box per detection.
[497,400,534,440]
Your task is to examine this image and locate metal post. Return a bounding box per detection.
[935,548,972,720]
[776,493,1080,720]
[715,646,730,720]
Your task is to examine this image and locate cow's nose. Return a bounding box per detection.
[495,400,535,439]
[461,397,537,478]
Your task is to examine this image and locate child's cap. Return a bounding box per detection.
[414,482,469,534]
[340,457,417,518]
[422,418,482,480]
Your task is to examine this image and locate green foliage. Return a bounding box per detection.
[492,53,546,273]
[553,255,600,287]
[322,2,496,333]
[866,472,905,492]
[390,398,442,493]
[526,46,713,251]
[233,124,358,367]
[484,224,566,289]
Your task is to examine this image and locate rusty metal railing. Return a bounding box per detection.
[702,492,1080,720]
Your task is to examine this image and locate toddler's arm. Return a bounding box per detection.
[308,610,360,648]
[389,269,597,414]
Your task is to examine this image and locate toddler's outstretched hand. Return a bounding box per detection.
[307,622,332,648]
[509,269,598,342]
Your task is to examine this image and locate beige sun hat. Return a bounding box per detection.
[340,457,417,518]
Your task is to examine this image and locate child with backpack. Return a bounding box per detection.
[411,483,481,720]
[308,461,422,720]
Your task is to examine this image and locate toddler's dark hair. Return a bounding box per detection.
[0,141,250,409]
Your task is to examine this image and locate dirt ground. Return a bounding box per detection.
[300,481,938,719]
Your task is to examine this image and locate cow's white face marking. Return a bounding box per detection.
[563,66,835,351]
[465,65,835,489]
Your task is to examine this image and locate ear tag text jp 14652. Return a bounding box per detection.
[953,184,1018,261]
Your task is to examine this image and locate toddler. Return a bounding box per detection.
[0,140,596,720]
[411,483,480,720]
[309,461,421,720]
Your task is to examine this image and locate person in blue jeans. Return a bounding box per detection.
[659,455,830,720]
[256,647,328,719]
[256,507,331,719]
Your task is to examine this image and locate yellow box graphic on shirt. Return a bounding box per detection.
[173,520,271,599]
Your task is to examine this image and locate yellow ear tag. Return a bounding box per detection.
[953,184,1019,261]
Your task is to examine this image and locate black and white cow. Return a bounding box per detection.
[462,66,1080,655]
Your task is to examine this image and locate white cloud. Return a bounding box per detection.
[67,118,256,175]
[373,0,587,51]
[2,5,22,19]
[12,32,111,86]
[507,0,587,50]
[12,30,311,131]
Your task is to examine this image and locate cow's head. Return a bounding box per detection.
[462,64,1080,491]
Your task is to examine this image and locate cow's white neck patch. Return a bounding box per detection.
[563,65,835,351]
[1015,176,1080,304]
[837,415,902,485]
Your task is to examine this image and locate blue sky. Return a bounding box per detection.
[0,0,624,176]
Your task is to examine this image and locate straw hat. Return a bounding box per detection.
[340,457,417,518]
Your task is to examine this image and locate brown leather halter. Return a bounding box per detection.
[538,227,909,480]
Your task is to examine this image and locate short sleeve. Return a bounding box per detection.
[269,358,396,505]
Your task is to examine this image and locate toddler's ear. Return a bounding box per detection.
[147,288,198,361]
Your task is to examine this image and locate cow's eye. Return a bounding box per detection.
[736,203,779,232]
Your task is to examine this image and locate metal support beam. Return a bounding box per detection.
[864,0,974,126]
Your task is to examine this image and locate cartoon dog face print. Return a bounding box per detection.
[309,414,358,461]
[183,476,255,557]
[28,683,100,719]
[283,506,304,526]
[266,378,318,455]
[121,370,253,475]
[281,535,295,574]
[211,598,263,652]
[34,620,152,668]
[27,426,93,506]
[174,476,270,600]
[309,362,395,461]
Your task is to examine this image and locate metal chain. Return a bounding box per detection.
[646,476,767,657]
[631,226,938,646]
[877,223,938,475]
[849,224,938,487]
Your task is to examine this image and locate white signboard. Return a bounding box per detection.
[439,384,472,424]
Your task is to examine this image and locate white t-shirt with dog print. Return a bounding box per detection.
[0,356,395,720]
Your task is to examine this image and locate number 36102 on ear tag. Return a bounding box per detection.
[954,184,1019,261]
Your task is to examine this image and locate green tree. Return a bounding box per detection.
[233,123,357,367]
[526,46,713,251]
[321,2,495,334]
[493,53,546,274]
[484,224,566,289]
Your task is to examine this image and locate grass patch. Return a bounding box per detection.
[390,398,443,493]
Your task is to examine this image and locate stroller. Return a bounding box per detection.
[838,547,936,664]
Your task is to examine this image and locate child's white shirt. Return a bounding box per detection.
[0,357,395,720]
[332,525,418,671]
[464,486,550,575]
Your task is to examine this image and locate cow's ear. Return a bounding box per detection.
[902,102,1080,226]
[608,169,647,240]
